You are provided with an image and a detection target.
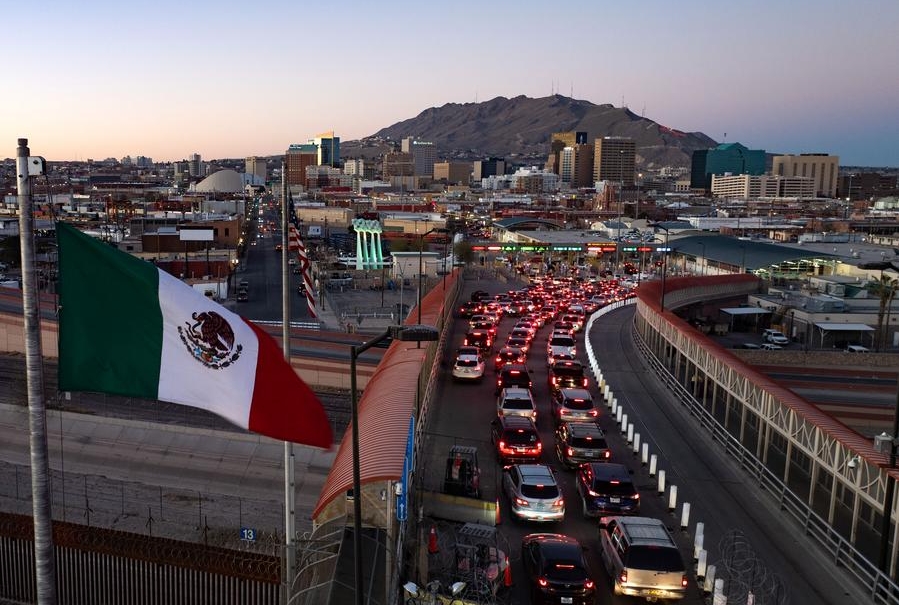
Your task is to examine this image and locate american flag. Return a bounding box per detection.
[289,225,316,318]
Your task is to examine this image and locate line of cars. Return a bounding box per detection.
[452,277,688,603]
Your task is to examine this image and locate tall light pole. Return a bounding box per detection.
[349,324,439,605]
[697,241,706,276]
[417,227,449,326]
[651,223,671,312]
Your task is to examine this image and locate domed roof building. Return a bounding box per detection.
[193,170,264,194]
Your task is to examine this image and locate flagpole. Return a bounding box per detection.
[17,138,58,603]
[281,164,296,603]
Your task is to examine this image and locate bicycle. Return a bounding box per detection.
[403,579,468,605]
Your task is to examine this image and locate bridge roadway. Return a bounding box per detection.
[424,279,868,605]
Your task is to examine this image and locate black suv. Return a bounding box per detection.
[495,363,532,395]
[457,300,484,318]
[490,415,543,464]
[555,421,610,468]
[548,360,589,393]
[464,329,494,356]
[576,462,639,518]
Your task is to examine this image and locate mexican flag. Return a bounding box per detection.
[56,222,332,449]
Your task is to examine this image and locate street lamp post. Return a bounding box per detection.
[417,228,450,327]
[349,324,439,605]
[651,223,671,312]
[697,241,706,276]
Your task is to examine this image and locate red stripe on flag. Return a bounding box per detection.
[243,321,332,448]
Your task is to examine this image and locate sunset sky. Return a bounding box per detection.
[4,0,898,167]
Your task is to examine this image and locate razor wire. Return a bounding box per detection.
[712,529,789,605]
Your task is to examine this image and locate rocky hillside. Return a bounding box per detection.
[344,95,717,170]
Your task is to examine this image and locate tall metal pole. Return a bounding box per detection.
[280,163,296,604]
[17,138,57,603]
[698,242,706,276]
[658,227,670,312]
[349,327,399,605]
[417,238,423,327]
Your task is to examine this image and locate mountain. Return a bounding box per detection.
[348,95,717,170]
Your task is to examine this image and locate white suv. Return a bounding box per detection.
[496,387,537,420]
[762,329,789,345]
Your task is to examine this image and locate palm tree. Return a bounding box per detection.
[870,274,899,351]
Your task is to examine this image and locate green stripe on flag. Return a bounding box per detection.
[57,222,163,398]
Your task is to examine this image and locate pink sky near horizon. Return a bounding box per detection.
[5,0,898,167]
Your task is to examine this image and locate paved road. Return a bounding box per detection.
[424,278,868,604]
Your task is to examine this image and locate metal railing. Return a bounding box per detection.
[624,302,899,605]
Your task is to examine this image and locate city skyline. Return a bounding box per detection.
[4,0,898,167]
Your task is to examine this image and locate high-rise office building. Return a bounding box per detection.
[188,153,202,177]
[382,152,414,179]
[473,158,506,181]
[401,137,436,176]
[433,161,472,185]
[547,131,588,174]
[313,131,340,167]
[690,143,766,192]
[245,156,267,182]
[771,153,839,198]
[593,137,636,186]
[285,144,318,187]
[559,144,595,188]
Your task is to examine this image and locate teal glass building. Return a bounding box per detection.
[690,143,766,191]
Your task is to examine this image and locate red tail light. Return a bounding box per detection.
[567,447,574,456]
[585,579,595,589]
[514,496,529,506]
[589,409,598,417]
[619,570,627,584]
[552,497,564,507]
[537,577,548,587]
[681,575,688,588]
[603,450,611,459]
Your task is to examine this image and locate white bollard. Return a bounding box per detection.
[641,442,649,465]
[649,454,658,477]
[693,531,704,561]
[697,549,708,581]
[704,564,716,594]
[657,469,666,495]
[633,432,641,454]
[620,412,628,431]
[603,384,611,400]
[626,422,634,443]
[695,521,705,541]
[747,592,755,605]
[615,407,623,425]
[611,397,618,414]
[680,501,690,530]
[668,484,678,512]
[713,578,726,605]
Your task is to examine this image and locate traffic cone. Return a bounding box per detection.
[428,524,438,554]
[503,555,512,587]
